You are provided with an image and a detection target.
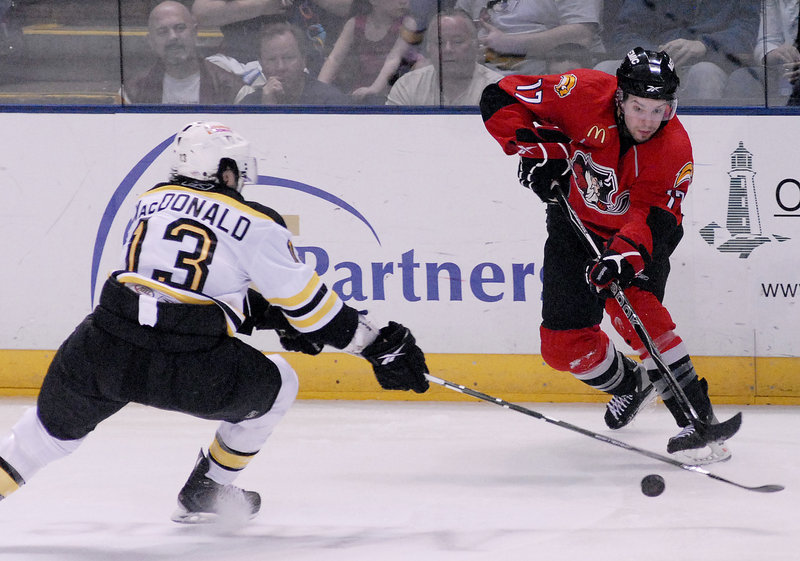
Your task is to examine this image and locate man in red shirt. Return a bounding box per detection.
[479,47,730,463]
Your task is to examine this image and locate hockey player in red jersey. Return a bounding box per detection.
[479,47,730,463]
[0,121,429,522]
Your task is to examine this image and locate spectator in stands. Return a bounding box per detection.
[192,0,352,76]
[385,0,456,71]
[238,22,351,104]
[122,1,241,104]
[317,0,416,103]
[598,0,624,56]
[544,42,594,74]
[192,0,295,64]
[454,0,604,76]
[724,0,800,106]
[597,0,760,105]
[386,10,501,106]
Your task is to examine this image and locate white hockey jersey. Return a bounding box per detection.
[117,183,343,335]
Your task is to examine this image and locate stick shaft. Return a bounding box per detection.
[425,374,782,493]
[552,190,701,423]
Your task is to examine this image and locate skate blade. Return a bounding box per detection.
[671,441,732,466]
[171,503,258,525]
[171,507,221,524]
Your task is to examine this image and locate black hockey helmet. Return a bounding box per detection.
[615,47,679,123]
[616,47,679,100]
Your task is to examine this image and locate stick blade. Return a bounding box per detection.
[752,484,785,493]
[697,411,742,444]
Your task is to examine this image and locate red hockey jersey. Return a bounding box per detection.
[483,69,694,256]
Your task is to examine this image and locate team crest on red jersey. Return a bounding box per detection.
[572,150,629,214]
[666,162,693,209]
[554,74,577,98]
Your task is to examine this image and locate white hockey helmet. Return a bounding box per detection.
[170,121,257,191]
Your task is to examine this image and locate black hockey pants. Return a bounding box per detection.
[37,277,282,441]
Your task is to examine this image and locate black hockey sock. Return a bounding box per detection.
[658,370,714,427]
[606,353,646,396]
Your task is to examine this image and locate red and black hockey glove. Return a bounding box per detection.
[361,322,429,393]
[515,128,571,204]
[586,235,649,296]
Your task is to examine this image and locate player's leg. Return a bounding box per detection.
[166,345,298,523]
[0,321,127,501]
[0,407,85,501]
[540,207,654,429]
[540,326,654,429]
[608,287,729,461]
[205,354,298,484]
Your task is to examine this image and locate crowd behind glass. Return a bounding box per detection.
[0,0,796,108]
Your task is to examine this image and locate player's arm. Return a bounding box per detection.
[244,287,429,393]
[480,80,538,154]
[587,157,692,295]
[625,158,692,260]
[480,80,572,203]
[619,136,692,255]
[480,73,580,152]
[244,228,429,393]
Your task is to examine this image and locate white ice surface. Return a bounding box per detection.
[0,396,796,561]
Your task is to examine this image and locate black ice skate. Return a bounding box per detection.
[664,378,733,465]
[171,450,261,524]
[604,356,656,430]
[667,423,705,453]
[667,423,732,465]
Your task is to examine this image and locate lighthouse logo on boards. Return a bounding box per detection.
[699,141,790,258]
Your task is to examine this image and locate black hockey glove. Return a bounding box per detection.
[361,322,429,393]
[275,325,324,355]
[586,235,649,296]
[515,128,571,204]
[242,290,323,355]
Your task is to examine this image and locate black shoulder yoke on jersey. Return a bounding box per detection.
[151,181,288,228]
[479,83,518,123]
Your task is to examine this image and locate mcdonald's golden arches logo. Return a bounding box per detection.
[587,125,607,143]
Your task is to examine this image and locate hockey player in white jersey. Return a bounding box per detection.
[0,121,429,524]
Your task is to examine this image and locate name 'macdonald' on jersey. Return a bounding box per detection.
[132,185,254,241]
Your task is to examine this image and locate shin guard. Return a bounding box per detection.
[0,407,85,499]
[207,354,298,485]
[541,326,638,395]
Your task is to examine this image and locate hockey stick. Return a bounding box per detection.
[552,188,742,446]
[425,374,783,493]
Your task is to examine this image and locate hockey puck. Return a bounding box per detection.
[640,474,665,497]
